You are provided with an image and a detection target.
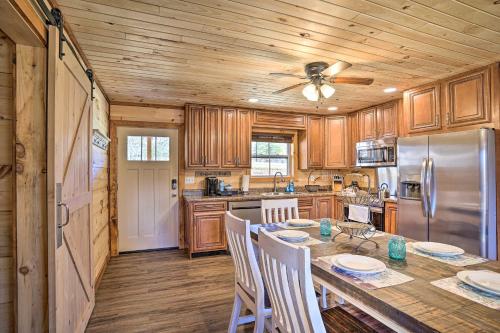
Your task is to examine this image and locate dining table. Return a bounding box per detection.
[249,222,500,333]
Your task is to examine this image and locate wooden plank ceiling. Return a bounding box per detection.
[56,0,500,113]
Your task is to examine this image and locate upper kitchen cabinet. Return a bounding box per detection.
[185,104,221,168]
[221,108,252,168]
[253,110,306,129]
[300,115,324,169]
[403,83,441,134]
[442,67,491,128]
[377,101,398,138]
[358,107,378,141]
[324,116,348,169]
[348,112,359,167]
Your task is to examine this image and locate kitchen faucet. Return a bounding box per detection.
[273,172,284,192]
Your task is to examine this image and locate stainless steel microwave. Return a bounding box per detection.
[356,138,397,167]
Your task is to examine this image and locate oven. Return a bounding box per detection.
[356,138,397,167]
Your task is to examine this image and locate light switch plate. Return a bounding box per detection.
[185,176,195,185]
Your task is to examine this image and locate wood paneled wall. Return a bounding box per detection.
[0,29,14,333]
[15,44,47,333]
[92,86,110,283]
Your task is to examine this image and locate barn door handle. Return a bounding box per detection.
[58,202,70,227]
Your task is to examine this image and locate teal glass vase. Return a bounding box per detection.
[388,235,406,260]
[320,218,332,236]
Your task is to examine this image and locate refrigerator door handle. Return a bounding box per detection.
[427,157,437,218]
[420,158,429,217]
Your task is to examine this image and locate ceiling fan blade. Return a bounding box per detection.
[330,77,374,85]
[272,82,308,94]
[269,73,307,79]
[322,60,352,76]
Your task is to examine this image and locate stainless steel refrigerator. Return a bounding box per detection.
[397,128,497,259]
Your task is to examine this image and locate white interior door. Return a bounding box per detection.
[117,127,179,252]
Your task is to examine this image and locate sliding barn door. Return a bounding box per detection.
[47,25,94,332]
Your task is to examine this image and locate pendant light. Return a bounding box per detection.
[302,83,319,101]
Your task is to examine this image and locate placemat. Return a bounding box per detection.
[407,243,489,267]
[316,255,414,290]
[271,232,324,247]
[431,275,500,310]
[278,221,321,229]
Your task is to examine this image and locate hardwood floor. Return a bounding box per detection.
[87,249,390,332]
[86,250,253,333]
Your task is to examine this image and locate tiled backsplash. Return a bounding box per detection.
[183,168,375,191]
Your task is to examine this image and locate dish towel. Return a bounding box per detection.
[348,204,370,223]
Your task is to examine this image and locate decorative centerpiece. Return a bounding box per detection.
[331,193,380,250]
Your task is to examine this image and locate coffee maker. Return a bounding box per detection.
[205,177,218,196]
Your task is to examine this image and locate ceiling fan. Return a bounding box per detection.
[270,61,374,102]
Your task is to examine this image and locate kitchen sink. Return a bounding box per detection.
[261,192,293,197]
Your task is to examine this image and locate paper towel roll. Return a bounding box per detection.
[241,175,250,193]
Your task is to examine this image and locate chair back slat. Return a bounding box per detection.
[261,198,299,224]
[258,229,325,333]
[225,212,264,300]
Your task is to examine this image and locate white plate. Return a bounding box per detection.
[413,242,464,257]
[457,271,500,296]
[274,230,309,242]
[332,255,386,274]
[287,219,315,227]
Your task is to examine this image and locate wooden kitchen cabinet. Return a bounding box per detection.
[204,106,221,167]
[315,197,333,219]
[237,109,252,167]
[193,212,226,252]
[324,116,348,169]
[442,67,491,128]
[403,83,441,134]
[358,107,378,141]
[185,104,221,168]
[348,112,359,167]
[377,101,398,138]
[221,108,252,168]
[221,108,238,168]
[299,115,324,169]
[186,201,227,257]
[384,202,398,234]
[298,197,315,219]
[334,196,345,221]
[253,110,306,129]
[185,105,205,168]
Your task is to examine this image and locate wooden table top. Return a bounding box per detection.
[249,224,500,333]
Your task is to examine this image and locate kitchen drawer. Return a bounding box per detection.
[298,197,314,207]
[193,201,227,212]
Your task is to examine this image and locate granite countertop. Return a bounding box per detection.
[183,190,342,203]
[383,196,398,203]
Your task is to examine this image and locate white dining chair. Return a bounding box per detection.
[261,198,299,224]
[258,229,386,333]
[261,198,329,309]
[225,212,272,333]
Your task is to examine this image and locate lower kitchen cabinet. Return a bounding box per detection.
[334,196,345,221]
[298,196,335,219]
[384,202,398,234]
[315,196,333,219]
[186,201,227,257]
[298,197,315,219]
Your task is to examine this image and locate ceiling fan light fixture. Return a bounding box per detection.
[320,83,335,98]
[302,83,319,101]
